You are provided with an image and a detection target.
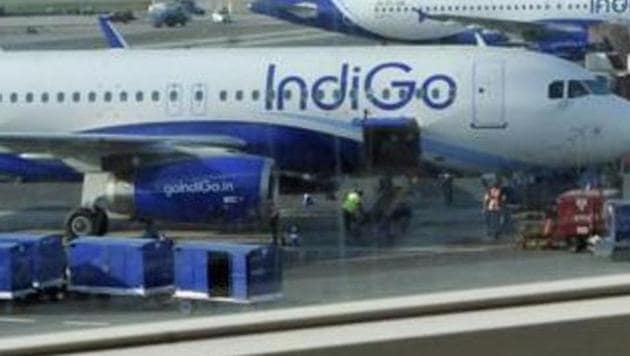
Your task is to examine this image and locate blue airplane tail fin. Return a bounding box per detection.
[98,15,129,49]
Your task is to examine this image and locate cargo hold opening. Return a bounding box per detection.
[208,252,231,298]
[362,117,421,174]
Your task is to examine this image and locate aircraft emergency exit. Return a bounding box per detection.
[0,46,627,237]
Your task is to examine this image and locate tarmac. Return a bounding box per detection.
[0,11,628,339]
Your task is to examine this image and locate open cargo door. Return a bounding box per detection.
[362,117,420,174]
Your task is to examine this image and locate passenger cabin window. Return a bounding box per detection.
[169,90,178,102]
[151,91,160,102]
[195,90,204,101]
[252,90,260,101]
[136,91,144,102]
[104,91,112,102]
[10,93,17,103]
[235,90,243,101]
[568,80,588,98]
[41,93,49,103]
[88,92,96,102]
[25,93,34,103]
[119,91,128,102]
[72,92,80,102]
[57,92,65,103]
[219,91,227,101]
[548,81,564,99]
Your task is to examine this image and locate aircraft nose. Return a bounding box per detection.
[603,95,630,156]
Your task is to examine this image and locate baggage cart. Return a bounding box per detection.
[0,242,34,301]
[593,200,630,259]
[0,233,66,292]
[67,237,174,297]
[174,242,282,313]
[550,189,618,250]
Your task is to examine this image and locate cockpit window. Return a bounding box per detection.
[568,80,588,98]
[584,78,611,95]
[548,81,564,99]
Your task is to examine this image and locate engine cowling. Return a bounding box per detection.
[105,156,277,223]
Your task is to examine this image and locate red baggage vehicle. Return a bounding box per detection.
[551,189,619,249]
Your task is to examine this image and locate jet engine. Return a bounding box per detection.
[105,156,278,224]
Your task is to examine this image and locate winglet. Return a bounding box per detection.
[98,15,129,49]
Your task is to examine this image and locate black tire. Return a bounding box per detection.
[65,208,97,239]
[93,207,109,236]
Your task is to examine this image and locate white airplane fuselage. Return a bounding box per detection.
[0,46,628,173]
[251,0,630,43]
[334,0,629,41]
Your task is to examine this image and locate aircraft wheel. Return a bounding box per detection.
[93,207,109,236]
[65,208,98,239]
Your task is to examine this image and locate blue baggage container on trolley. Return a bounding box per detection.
[0,233,66,291]
[67,237,174,297]
[593,200,630,259]
[174,242,282,312]
[0,242,34,300]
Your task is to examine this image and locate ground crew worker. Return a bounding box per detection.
[439,171,454,206]
[342,189,363,234]
[483,183,505,240]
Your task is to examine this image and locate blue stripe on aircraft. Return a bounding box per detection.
[84,120,535,173]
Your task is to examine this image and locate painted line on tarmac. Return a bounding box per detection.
[63,321,111,327]
[0,317,36,324]
[313,244,511,265]
[137,28,336,48]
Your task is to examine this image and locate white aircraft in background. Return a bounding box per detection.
[0,26,628,237]
[249,0,630,59]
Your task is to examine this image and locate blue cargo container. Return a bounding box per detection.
[174,242,282,303]
[605,201,630,243]
[0,233,65,289]
[68,237,174,296]
[0,242,33,299]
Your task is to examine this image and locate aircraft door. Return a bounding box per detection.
[191,83,207,116]
[472,61,506,129]
[166,83,183,116]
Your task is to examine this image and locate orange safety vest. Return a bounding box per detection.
[485,187,502,211]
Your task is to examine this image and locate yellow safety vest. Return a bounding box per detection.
[343,192,361,213]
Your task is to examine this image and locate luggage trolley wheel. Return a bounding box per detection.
[42,286,65,302]
[149,294,172,307]
[178,300,197,315]
[2,301,14,314]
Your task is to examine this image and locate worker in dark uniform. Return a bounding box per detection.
[439,171,454,206]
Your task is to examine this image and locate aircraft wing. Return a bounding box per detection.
[425,14,582,41]
[0,133,246,172]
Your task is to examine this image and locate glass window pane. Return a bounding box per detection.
[548,81,564,99]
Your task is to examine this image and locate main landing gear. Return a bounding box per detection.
[64,173,112,239]
[65,206,109,239]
